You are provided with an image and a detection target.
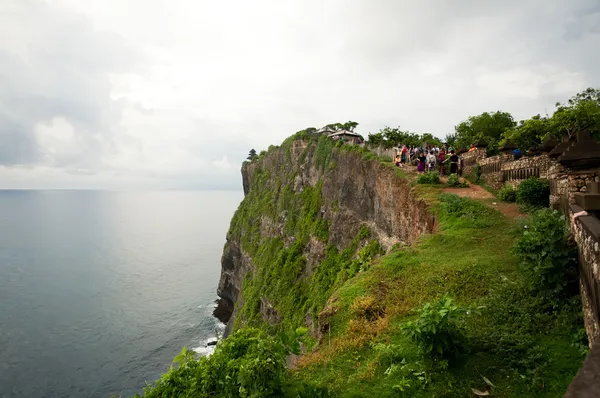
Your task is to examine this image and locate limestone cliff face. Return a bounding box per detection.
[215,139,435,334]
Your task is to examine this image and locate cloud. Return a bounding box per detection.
[0,0,139,170]
[0,0,599,188]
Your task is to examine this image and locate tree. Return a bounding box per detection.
[247,148,258,161]
[547,87,600,141]
[367,127,439,148]
[501,115,548,151]
[454,111,516,155]
[420,133,443,147]
[324,121,359,132]
[445,132,457,147]
[367,132,385,146]
[341,121,359,131]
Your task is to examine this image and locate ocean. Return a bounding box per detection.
[0,190,243,398]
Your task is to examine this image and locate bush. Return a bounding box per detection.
[513,208,578,298]
[446,173,468,188]
[516,177,550,208]
[474,164,482,183]
[138,328,290,398]
[403,295,467,359]
[417,171,440,184]
[498,184,516,202]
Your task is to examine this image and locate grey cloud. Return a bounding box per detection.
[0,0,139,167]
[0,0,599,189]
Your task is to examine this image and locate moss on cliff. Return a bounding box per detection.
[227,134,386,334]
[138,132,585,397]
[292,191,585,397]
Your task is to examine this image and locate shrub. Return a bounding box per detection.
[516,177,550,208]
[417,171,440,184]
[498,184,516,202]
[138,328,290,398]
[513,208,578,298]
[446,173,467,187]
[474,164,482,183]
[403,295,467,359]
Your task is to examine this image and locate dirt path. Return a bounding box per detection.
[440,177,524,219]
[399,168,524,219]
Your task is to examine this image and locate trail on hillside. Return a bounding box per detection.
[440,177,523,219]
[400,166,524,219]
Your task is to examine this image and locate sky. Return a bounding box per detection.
[0,0,599,190]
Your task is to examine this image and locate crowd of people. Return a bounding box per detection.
[394,144,461,175]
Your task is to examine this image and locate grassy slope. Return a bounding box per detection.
[293,184,585,397]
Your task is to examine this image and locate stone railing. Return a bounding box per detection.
[460,148,487,178]
[367,145,398,160]
[571,199,600,344]
[473,153,563,190]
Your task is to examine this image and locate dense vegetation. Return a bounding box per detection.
[134,133,585,397]
[498,184,517,203]
[446,88,600,153]
[233,135,389,334]
[513,209,578,299]
[446,173,467,188]
[367,127,442,148]
[516,177,550,209]
[132,84,600,395]
[451,111,516,155]
[134,328,329,398]
[416,171,440,185]
[292,192,585,397]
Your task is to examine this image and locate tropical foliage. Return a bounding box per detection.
[497,184,516,202]
[416,171,440,184]
[513,209,578,299]
[367,127,442,148]
[403,295,469,359]
[452,88,600,153]
[453,111,516,155]
[516,177,550,209]
[550,88,600,141]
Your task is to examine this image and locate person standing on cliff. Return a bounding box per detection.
[426,150,436,172]
[400,145,407,167]
[417,152,426,173]
[438,148,446,175]
[447,150,459,174]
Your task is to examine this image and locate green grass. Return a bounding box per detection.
[293,192,585,397]
[228,135,583,396]
[136,133,585,397]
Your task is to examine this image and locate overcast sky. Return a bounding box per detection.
[0,0,599,189]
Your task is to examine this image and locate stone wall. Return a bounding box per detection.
[476,153,562,190]
[479,155,503,189]
[570,204,600,345]
[548,162,569,211]
[569,172,600,204]
[368,145,398,161]
[502,154,554,183]
[460,148,487,178]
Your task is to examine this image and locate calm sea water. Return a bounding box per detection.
[0,190,243,398]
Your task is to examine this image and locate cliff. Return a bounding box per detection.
[214,135,435,335]
[139,132,585,397]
